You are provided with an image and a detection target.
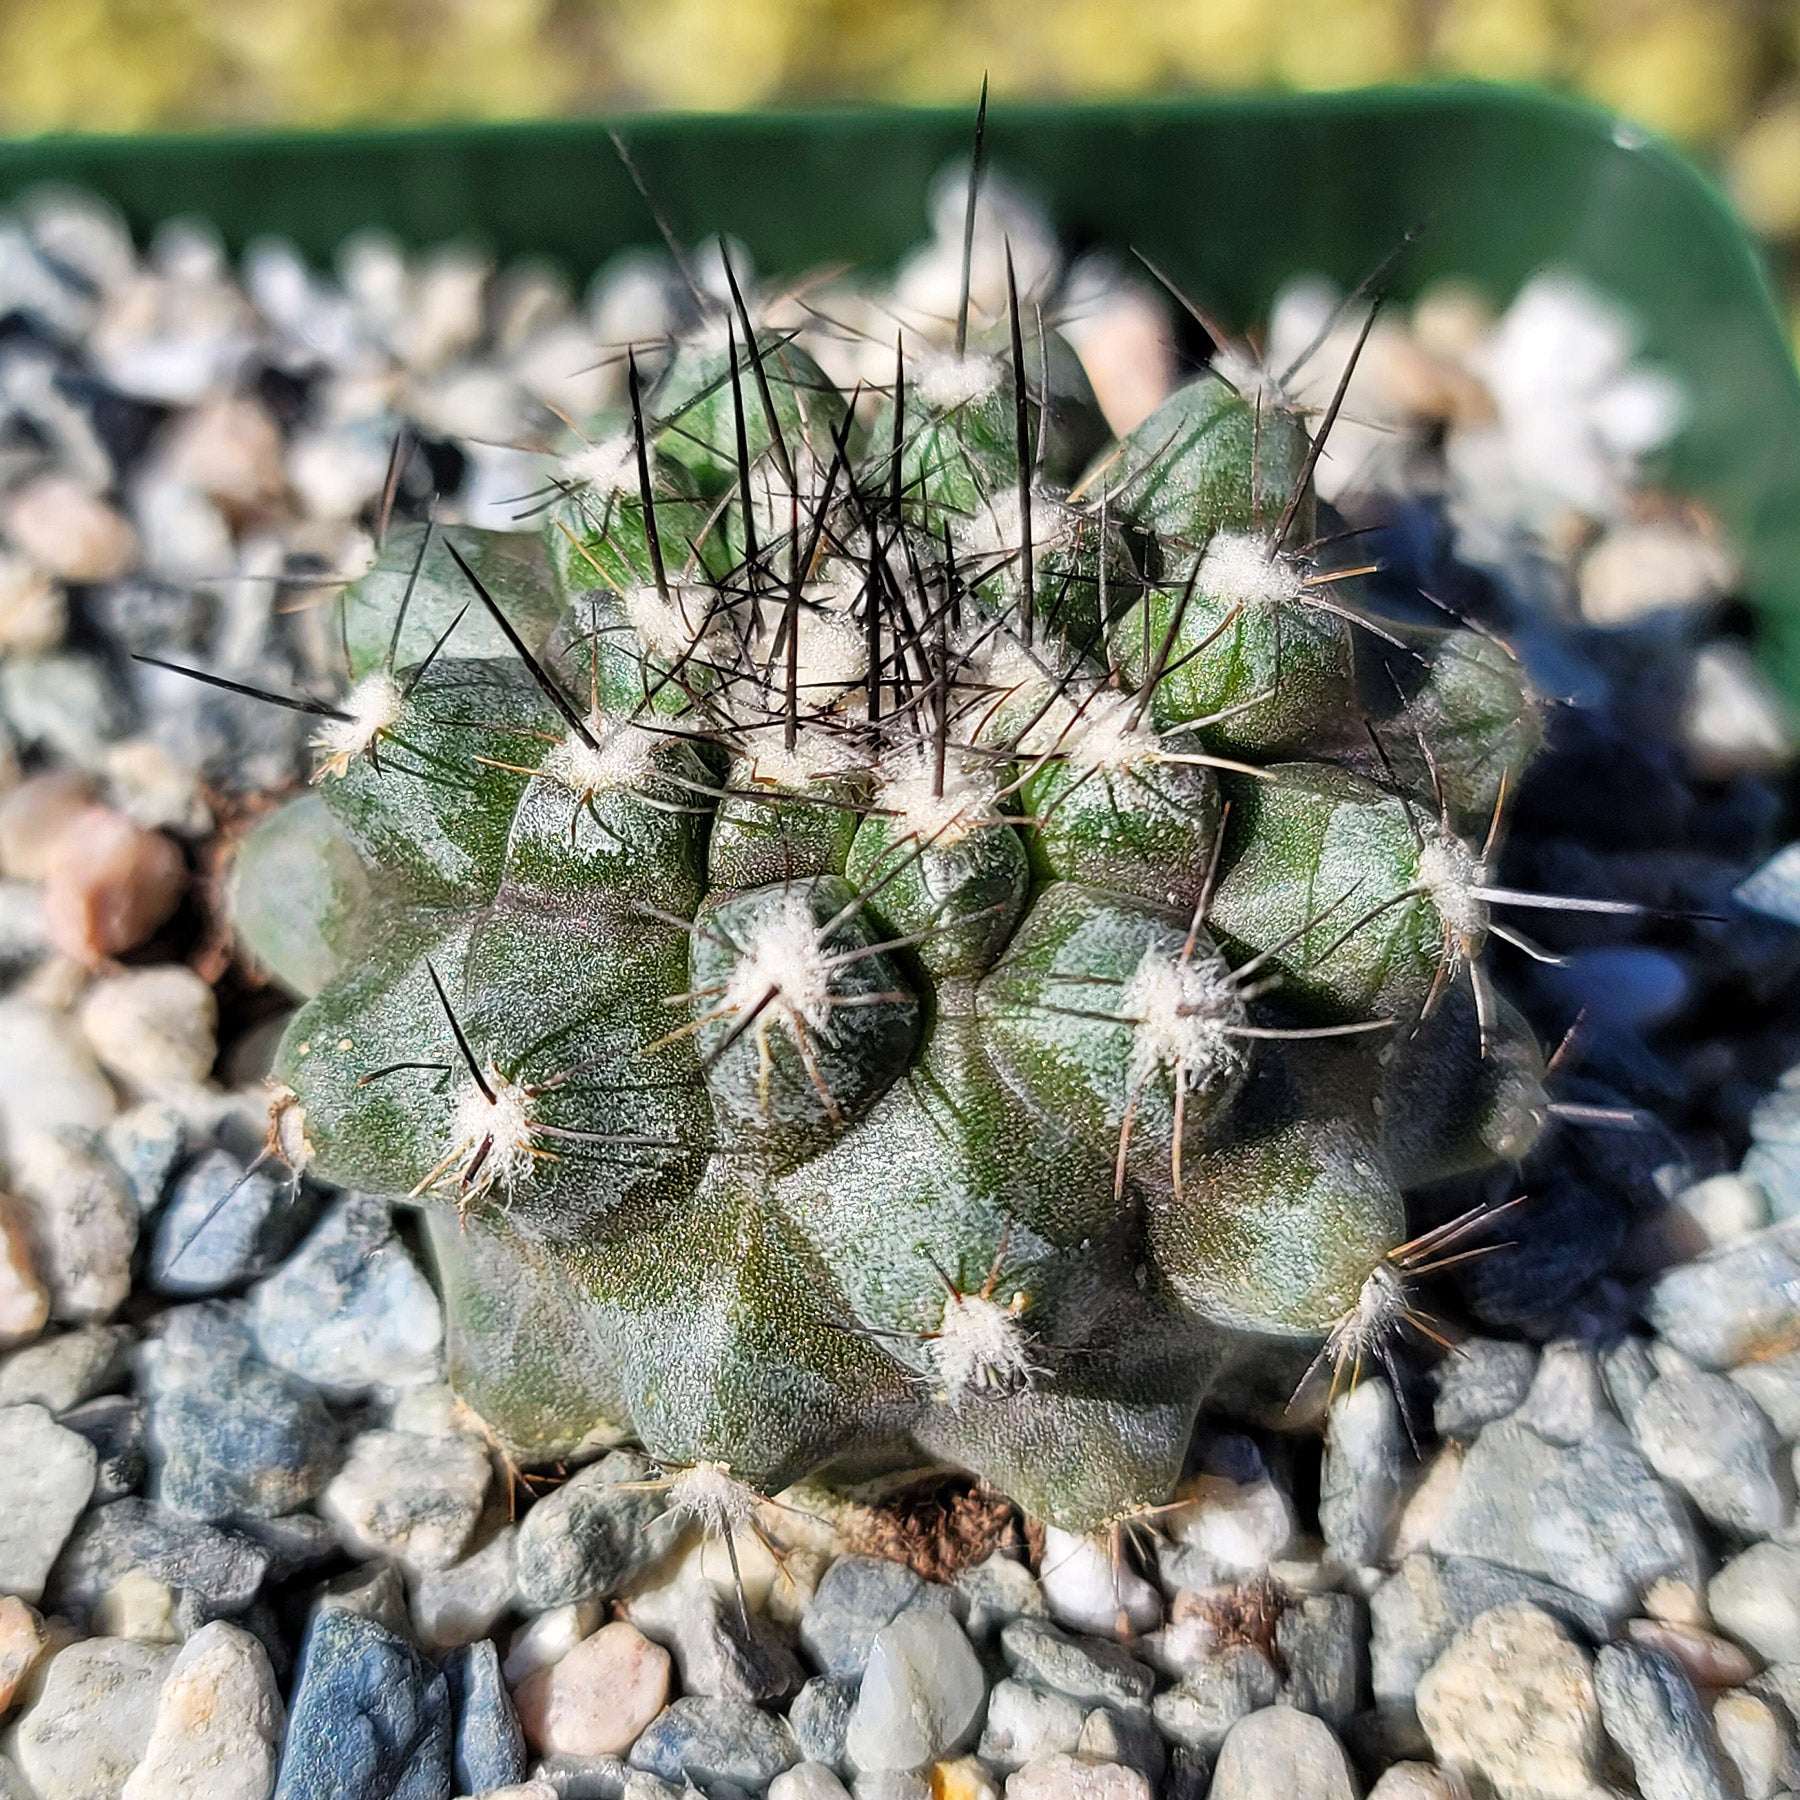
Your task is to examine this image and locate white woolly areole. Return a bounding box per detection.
[881,753,998,848]
[543,719,661,796]
[1415,832,1488,939]
[1325,1261,1410,1372]
[560,433,638,495]
[1198,530,1308,609]
[955,486,1079,567]
[313,670,404,775]
[723,891,834,1039]
[449,1065,539,1197]
[930,1289,1039,1403]
[624,582,716,664]
[913,348,1002,410]
[663,1461,764,1538]
[737,729,861,793]
[1059,691,1162,774]
[1122,948,1248,1092]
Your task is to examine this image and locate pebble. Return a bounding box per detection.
[1075,1710,1162,1788]
[1710,1544,1800,1663]
[320,1426,491,1572]
[0,553,64,656]
[1388,1445,1466,1565]
[0,769,94,879]
[149,1150,313,1297]
[1150,1645,1282,1754]
[790,1675,855,1772]
[998,1620,1154,1710]
[13,1130,136,1322]
[0,472,138,582]
[514,1448,685,1611]
[51,1497,271,1633]
[503,1601,602,1684]
[1415,1602,1604,1800]
[1631,1370,1791,1537]
[1320,1378,1404,1569]
[0,1595,46,1712]
[1004,1755,1151,1800]
[249,1195,443,1398]
[411,1522,518,1651]
[1513,1341,1627,1446]
[1712,1691,1798,1800]
[846,1607,985,1772]
[515,1622,673,1759]
[1672,1173,1767,1246]
[102,1103,186,1215]
[1601,1336,1661,1428]
[1366,1767,1468,1800]
[1208,1706,1359,1800]
[1038,1528,1159,1637]
[12,1637,174,1800]
[42,807,186,962]
[1163,1470,1295,1584]
[273,1606,452,1798]
[1277,1593,1365,1727]
[1428,1418,1698,1623]
[956,1554,1046,1642]
[159,396,286,512]
[0,998,116,1156]
[1624,1618,1756,1689]
[0,1402,97,1601]
[629,1578,804,1705]
[770,1762,854,1800]
[443,1637,528,1794]
[977,1680,1086,1773]
[798,1555,953,1682]
[1733,1353,1800,1438]
[76,966,216,1094]
[119,1619,284,1800]
[627,1694,798,1793]
[1644,1220,1800,1368]
[1593,1641,1733,1800]
[144,1331,335,1522]
[0,1193,48,1346]
[1433,1337,1536,1441]
[1,652,122,771]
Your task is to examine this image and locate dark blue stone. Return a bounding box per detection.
[442,1638,526,1794]
[150,1148,317,1297]
[274,1607,452,1800]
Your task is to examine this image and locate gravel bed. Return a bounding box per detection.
[0,176,1795,1800]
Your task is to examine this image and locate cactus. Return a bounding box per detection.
[230,212,1557,1537]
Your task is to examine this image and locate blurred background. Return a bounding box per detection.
[6,0,1800,337]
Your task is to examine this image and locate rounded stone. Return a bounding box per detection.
[846,1608,986,1773]
[0,1402,97,1602]
[1004,1754,1152,1800]
[320,1427,491,1572]
[119,1620,284,1800]
[1208,1706,1359,1800]
[513,1621,672,1759]
[1711,1544,1800,1664]
[13,1637,174,1800]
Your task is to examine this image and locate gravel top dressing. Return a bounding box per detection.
[0,139,1795,1800]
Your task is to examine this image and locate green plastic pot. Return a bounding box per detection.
[3,83,1797,689]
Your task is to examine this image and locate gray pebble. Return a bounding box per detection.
[0,1402,96,1602]
[0,1321,131,1411]
[1733,1352,1800,1439]
[1633,1370,1792,1537]
[12,1637,173,1800]
[1712,1544,1800,1663]
[101,1102,185,1214]
[149,1148,316,1296]
[50,1496,271,1631]
[1433,1337,1536,1440]
[0,649,129,769]
[1644,1219,1800,1369]
[1320,1377,1404,1569]
[411,1522,518,1651]
[998,1619,1154,1710]
[1601,1336,1661,1429]
[1208,1705,1358,1800]
[629,1694,798,1795]
[658,1582,806,1705]
[514,1448,683,1610]
[789,1676,855,1773]
[1594,1641,1735,1800]
[1077,1705,1166,1787]
[60,1393,146,1500]
[845,1608,985,1772]
[249,1195,442,1399]
[1150,1645,1281,1754]
[1513,1340,1627,1445]
[533,1751,630,1797]
[1428,1418,1698,1624]
[955,1553,1045,1642]
[1277,1593,1365,1728]
[798,1555,953,1682]
[445,1636,528,1795]
[273,1604,452,1800]
[978,1679,1085,1772]
[321,1426,491,1573]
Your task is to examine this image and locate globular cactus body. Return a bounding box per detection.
[235,234,1551,1533]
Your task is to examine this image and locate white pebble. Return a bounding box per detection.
[120,1620,283,1800]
